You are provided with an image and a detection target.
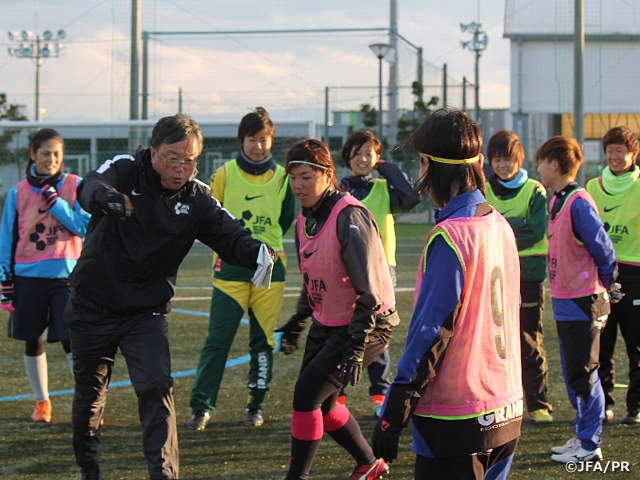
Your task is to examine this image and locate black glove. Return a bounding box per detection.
[372,418,404,463]
[39,185,58,209]
[608,282,624,304]
[342,336,366,387]
[1,281,16,312]
[100,190,134,219]
[264,243,278,266]
[275,314,308,354]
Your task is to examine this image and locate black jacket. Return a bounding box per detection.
[71,147,262,316]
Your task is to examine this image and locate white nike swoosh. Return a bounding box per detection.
[131,189,142,196]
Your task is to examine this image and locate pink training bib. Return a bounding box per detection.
[414,210,523,417]
[297,195,395,327]
[15,175,83,263]
[548,189,605,299]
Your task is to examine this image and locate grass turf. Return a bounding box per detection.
[1,222,638,478]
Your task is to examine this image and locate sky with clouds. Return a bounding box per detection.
[0,0,512,122]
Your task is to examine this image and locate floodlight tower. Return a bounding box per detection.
[460,22,488,124]
[7,29,67,121]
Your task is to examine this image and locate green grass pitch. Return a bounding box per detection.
[0,223,638,478]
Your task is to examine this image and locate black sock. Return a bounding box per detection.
[285,437,322,480]
[325,413,375,465]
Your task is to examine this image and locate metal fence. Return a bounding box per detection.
[0,118,434,218]
[0,119,314,194]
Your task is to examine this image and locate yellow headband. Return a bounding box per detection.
[419,152,480,165]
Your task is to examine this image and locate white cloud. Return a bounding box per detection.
[0,0,512,122]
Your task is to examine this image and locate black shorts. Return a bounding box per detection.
[7,276,71,342]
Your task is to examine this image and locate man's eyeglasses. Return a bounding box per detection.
[157,151,198,169]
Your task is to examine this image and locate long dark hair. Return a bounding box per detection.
[26,128,64,174]
[341,129,382,168]
[238,107,275,144]
[283,138,341,191]
[411,109,485,207]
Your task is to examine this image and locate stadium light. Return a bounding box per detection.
[460,22,488,124]
[369,43,392,141]
[7,28,67,121]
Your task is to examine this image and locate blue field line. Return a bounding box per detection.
[0,309,282,403]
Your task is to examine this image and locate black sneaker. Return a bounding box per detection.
[244,407,264,427]
[622,411,640,424]
[186,410,210,430]
[81,466,103,480]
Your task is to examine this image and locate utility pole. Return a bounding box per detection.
[388,0,399,146]
[324,86,329,144]
[130,0,141,121]
[517,38,524,144]
[141,30,149,119]
[417,47,424,105]
[461,22,488,124]
[462,76,467,111]
[574,0,585,186]
[443,63,448,108]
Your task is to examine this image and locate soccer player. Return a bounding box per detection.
[187,107,294,430]
[338,129,419,416]
[276,139,399,480]
[535,136,618,463]
[0,128,90,423]
[587,126,640,425]
[65,113,276,480]
[486,129,553,423]
[372,109,523,479]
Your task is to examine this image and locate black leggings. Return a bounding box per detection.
[293,322,391,413]
[25,339,71,357]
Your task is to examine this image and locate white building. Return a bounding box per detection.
[504,0,640,173]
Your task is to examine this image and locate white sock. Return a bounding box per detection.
[66,352,74,376]
[24,353,49,403]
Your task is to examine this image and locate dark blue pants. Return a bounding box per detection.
[557,319,605,451]
[598,281,640,413]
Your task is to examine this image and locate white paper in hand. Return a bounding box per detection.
[251,244,274,289]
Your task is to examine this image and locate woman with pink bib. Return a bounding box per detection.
[372,109,523,479]
[0,129,90,424]
[276,139,399,480]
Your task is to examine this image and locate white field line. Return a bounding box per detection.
[173,286,417,301]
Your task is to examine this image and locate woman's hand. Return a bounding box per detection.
[342,336,366,386]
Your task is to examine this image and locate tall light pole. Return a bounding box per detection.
[130,0,141,121]
[460,22,488,124]
[574,0,585,186]
[388,0,399,147]
[7,29,67,121]
[369,43,392,141]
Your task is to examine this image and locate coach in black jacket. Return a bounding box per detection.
[65,114,274,480]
